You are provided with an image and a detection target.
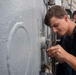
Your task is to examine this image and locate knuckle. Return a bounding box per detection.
[57,44,60,47]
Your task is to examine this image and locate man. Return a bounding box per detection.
[72,10,76,23]
[44,5,76,75]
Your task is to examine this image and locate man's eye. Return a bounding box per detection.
[54,23,59,27]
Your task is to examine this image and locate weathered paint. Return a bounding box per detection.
[0,0,46,75]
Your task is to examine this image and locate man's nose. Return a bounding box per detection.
[52,27,57,33]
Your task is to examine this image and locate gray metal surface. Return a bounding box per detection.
[0,0,46,75]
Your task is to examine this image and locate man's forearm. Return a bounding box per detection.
[64,53,76,71]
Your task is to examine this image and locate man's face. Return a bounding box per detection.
[74,14,76,19]
[49,16,68,36]
[73,15,76,23]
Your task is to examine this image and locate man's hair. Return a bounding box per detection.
[44,5,67,26]
[72,10,76,18]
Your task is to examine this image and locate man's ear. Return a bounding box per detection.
[64,15,68,22]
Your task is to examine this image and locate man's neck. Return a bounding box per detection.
[67,21,76,36]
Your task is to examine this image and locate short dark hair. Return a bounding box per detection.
[72,10,76,18]
[44,5,67,26]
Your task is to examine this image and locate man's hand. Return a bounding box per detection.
[47,44,68,62]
